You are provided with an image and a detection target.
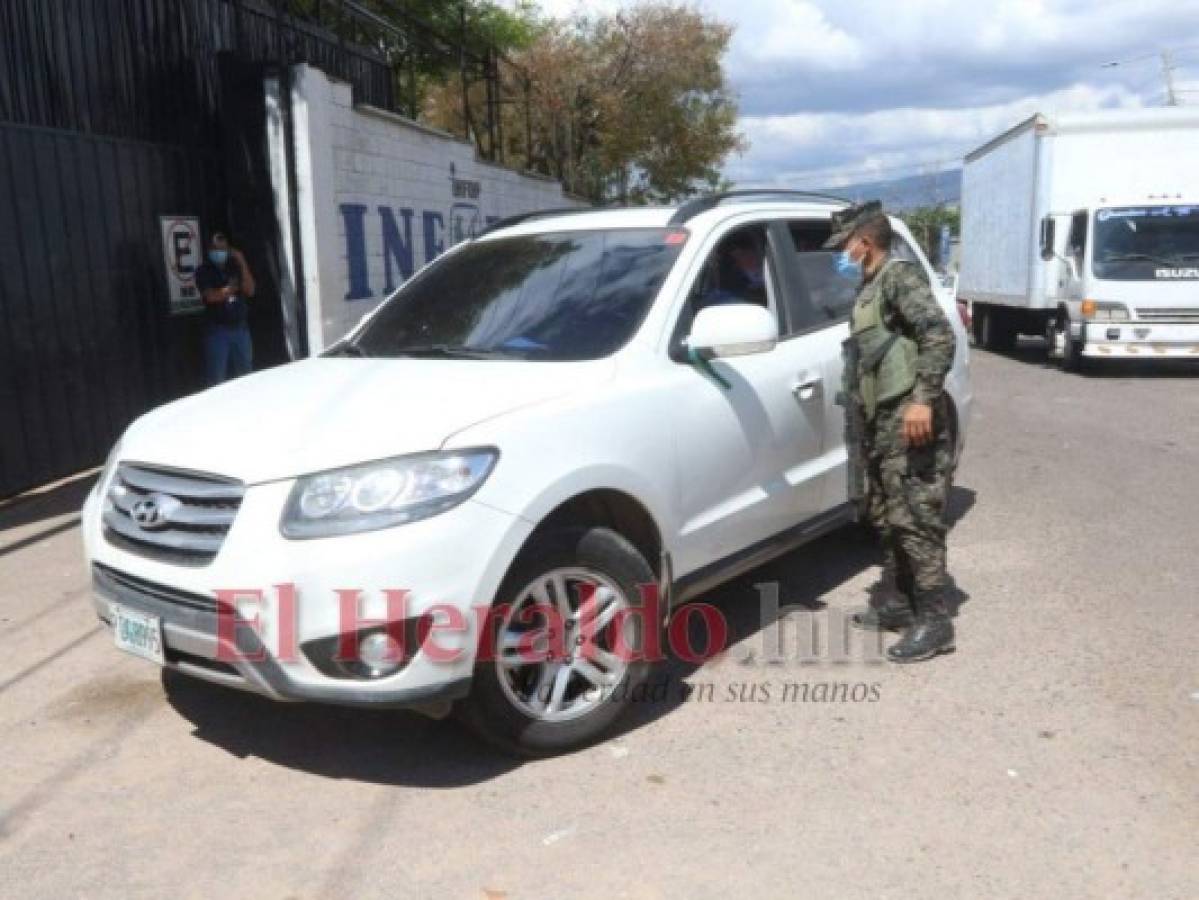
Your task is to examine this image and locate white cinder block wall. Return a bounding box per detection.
[279,64,584,352]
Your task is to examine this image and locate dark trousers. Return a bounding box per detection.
[204,324,253,385]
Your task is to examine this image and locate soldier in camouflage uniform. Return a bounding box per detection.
[824,201,958,662]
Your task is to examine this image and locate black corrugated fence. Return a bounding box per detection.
[0,0,395,497]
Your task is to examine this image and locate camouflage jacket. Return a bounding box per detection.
[852,257,955,407]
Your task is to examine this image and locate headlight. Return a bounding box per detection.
[280,448,499,538]
[1080,300,1130,322]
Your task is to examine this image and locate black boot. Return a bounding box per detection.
[887,591,954,663]
[851,569,914,632]
[851,601,913,632]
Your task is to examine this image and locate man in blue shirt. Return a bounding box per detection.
[194,231,256,385]
[700,229,768,308]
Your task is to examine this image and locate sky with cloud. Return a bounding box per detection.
[535,0,1199,188]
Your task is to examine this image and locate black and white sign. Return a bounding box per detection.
[159,215,202,314]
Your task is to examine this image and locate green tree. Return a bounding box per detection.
[427,2,744,204]
[900,205,960,267]
[289,0,540,116]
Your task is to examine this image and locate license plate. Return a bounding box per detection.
[112,604,165,666]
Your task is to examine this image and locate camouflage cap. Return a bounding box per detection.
[822,200,886,250]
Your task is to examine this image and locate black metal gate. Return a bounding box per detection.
[0,0,401,497]
[0,124,227,494]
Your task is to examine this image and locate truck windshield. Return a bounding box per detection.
[349,228,686,361]
[1092,205,1199,281]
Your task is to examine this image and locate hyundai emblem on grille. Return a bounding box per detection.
[130,493,181,530]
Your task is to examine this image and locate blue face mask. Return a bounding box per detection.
[834,250,862,278]
[208,249,229,266]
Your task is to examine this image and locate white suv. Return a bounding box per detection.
[82,192,972,755]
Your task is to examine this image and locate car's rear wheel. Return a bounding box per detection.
[458,527,658,756]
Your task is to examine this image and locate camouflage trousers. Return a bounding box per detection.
[863,395,954,608]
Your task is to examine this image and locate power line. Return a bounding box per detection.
[1101,46,1188,105]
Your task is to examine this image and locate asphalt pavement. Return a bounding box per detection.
[1,344,1196,899]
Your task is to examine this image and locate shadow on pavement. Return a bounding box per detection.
[0,472,96,557]
[977,336,1199,378]
[612,486,976,740]
[946,485,977,527]
[162,670,522,786]
[164,488,979,775]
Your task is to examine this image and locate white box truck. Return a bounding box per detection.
[959,108,1199,369]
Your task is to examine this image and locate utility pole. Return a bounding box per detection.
[1101,48,1183,106]
[1161,48,1178,106]
[1098,47,1184,105]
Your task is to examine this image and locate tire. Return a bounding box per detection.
[1054,310,1085,372]
[457,527,659,757]
[975,304,1017,352]
[1045,314,1060,362]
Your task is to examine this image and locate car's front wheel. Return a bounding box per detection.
[457,527,659,756]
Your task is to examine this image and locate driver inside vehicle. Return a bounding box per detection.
[698,229,767,308]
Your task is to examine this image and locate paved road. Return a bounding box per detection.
[2,346,1197,900]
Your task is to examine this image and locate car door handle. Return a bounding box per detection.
[792,377,822,401]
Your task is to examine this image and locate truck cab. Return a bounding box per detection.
[1041,198,1199,368]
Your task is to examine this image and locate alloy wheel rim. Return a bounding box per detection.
[494,567,633,723]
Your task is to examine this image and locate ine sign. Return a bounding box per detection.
[159,215,202,314]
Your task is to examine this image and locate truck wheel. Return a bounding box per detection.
[1053,311,1085,372]
[974,305,1017,352]
[458,527,659,757]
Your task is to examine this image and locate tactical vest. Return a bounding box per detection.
[850,259,918,419]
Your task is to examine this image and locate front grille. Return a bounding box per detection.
[93,562,222,615]
[102,464,244,566]
[1136,307,1199,323]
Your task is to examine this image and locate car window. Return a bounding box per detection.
[891,232,921,264]
[671,223,780,356]
[783,220,858,332]
[350,228,686,361]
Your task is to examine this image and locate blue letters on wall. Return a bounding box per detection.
[339,204,492,303]
[340,204,371,301]
[379,206,415,293]
[422,211,445,263]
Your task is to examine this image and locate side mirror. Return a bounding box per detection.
[685,303,778,359]
[1039,217,1056,262]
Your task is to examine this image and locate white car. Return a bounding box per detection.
[82,191,972,755]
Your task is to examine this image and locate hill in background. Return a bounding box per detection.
[821,169,962,211]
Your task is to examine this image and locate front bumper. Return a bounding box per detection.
[1082,321,1199,358]
[83,478,534,709]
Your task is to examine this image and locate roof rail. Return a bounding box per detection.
[667,189,852,226]
[476,207,596,237]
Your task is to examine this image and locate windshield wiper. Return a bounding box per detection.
[391,344,520,360]
[325,340,370,358]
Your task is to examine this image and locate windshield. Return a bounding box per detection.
[349,228,686,361]
[1092,205,1199,281]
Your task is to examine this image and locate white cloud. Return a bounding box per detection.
[729,82,1148,185]
[531,1,1199,187]
[725,1,862,74]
